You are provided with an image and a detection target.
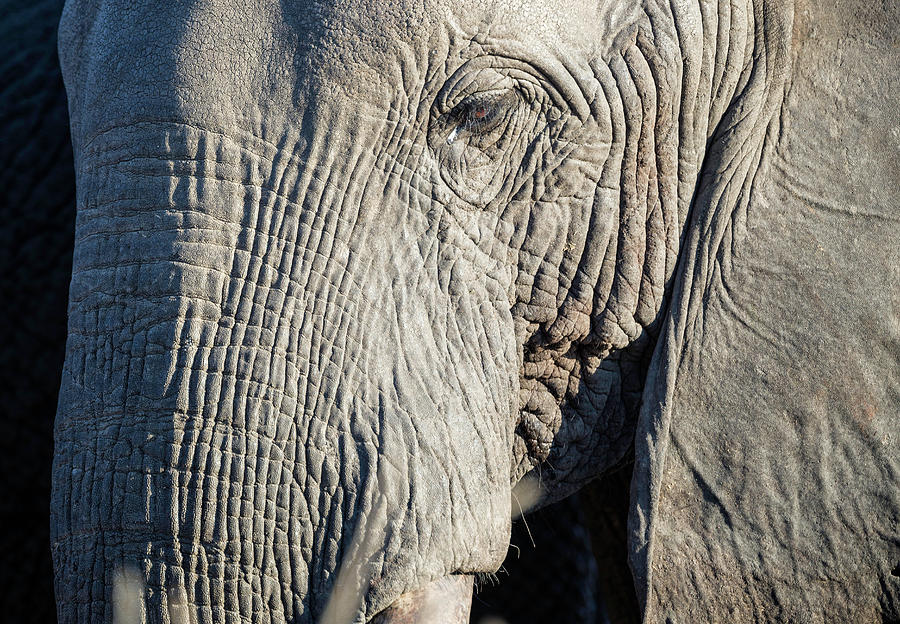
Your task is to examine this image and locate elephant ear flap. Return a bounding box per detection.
[629,3,900,622]
[627,2,792,617]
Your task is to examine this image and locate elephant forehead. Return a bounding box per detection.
[282,0,630,97]
[312,0,599,40]
[63,0,638,143]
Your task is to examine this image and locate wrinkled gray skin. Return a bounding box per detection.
[51,0,899,622]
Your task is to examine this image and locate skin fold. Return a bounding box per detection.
[46,0,898,622]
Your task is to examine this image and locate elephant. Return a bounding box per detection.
[48,0,899,622]
[1,1,604,623]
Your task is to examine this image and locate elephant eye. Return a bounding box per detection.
[444,90,519,146]
[428,81,540,209]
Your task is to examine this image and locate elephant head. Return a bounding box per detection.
[51,0,899,622]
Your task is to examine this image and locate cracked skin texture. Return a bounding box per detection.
[44,0,899,622]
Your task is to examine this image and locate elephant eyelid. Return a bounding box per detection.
[427,82,544,208]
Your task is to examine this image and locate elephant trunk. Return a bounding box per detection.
[51,122,514,623]
[51,127,316,621]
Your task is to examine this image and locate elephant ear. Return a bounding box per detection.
[630,2,900,622]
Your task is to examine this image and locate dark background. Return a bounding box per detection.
[1,1,74,621]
